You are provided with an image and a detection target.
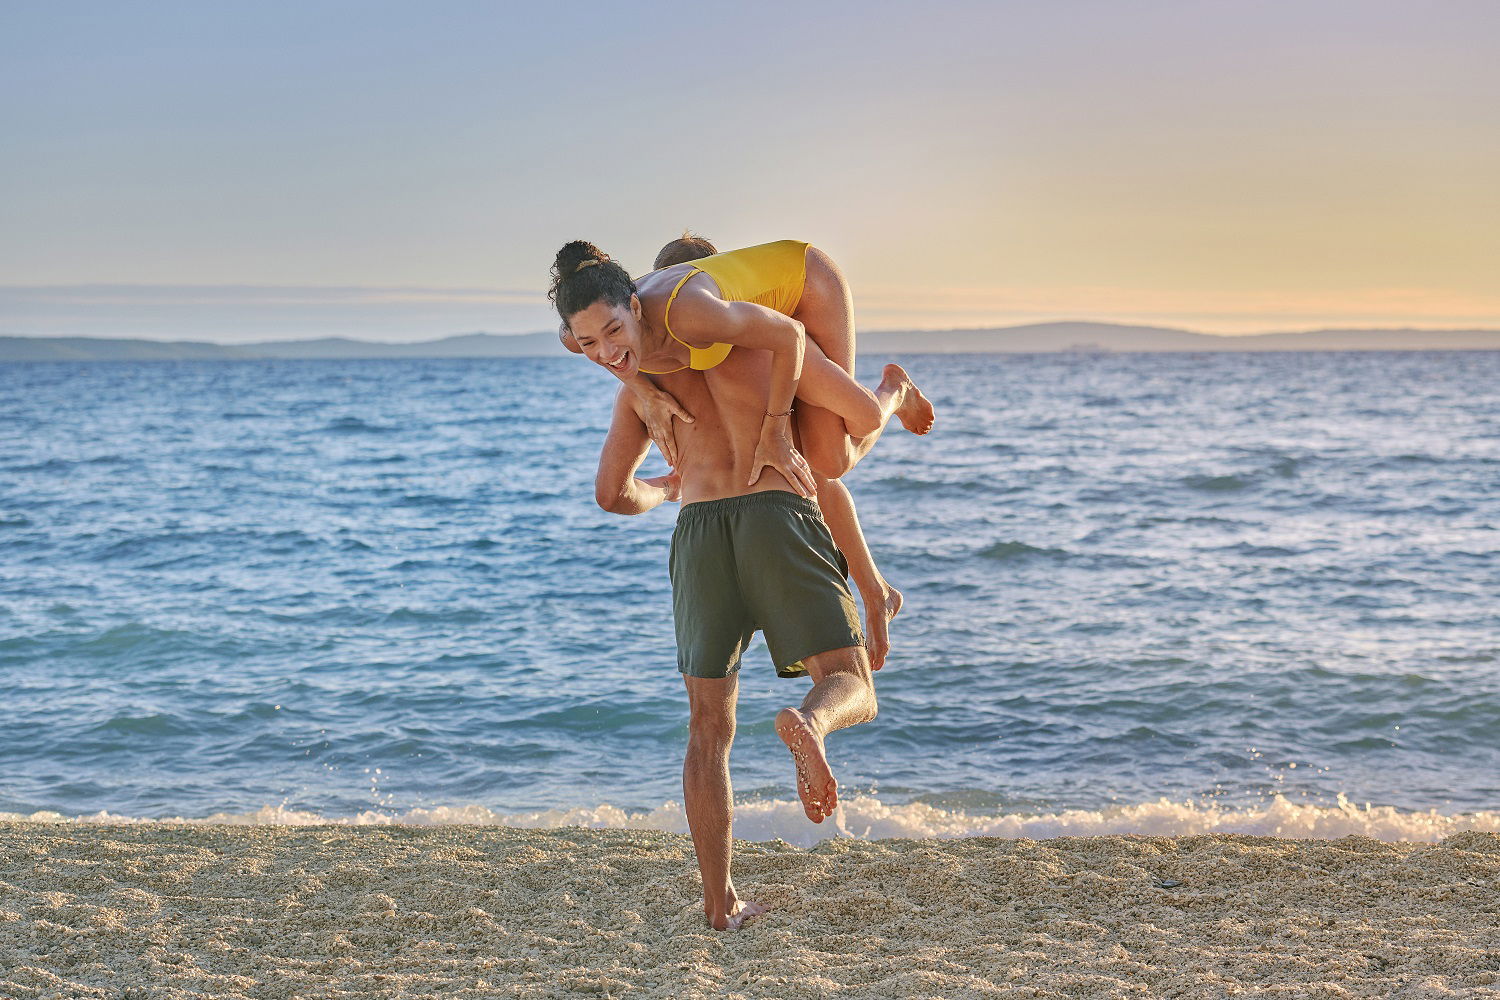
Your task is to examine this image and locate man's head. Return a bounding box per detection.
[653,231,718,270]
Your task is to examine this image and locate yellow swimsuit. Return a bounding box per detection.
[637,240,811,375]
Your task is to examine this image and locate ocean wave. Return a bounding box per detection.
[88,528,319,563]
[976,540,1152,570]
[90,712,197,737]
[1136,515,1245,528]
[342,453,408,465]
[322,416,400,434]
[979,541,1070,562]
[4,458,73,473]
[69,623,212,656]
[6,794,1498,848]
[382,606,489,625]
[871,474,948,493]
[392,493,467,508]
[1180,473,1251,492]
[1213,542,1305,557]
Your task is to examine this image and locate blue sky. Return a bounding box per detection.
[2,1,1497,342]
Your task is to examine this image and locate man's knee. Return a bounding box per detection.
[803,645,877,717]
[690,710,735,739]
[688,704,736,750]
[684,674,738,749]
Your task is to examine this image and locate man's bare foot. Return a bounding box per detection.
[862,585,903,671]
[720,898,769,931]
[881,364,935,435]
[776,707,836,822]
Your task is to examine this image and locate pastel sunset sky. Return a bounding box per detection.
[2,1,1496,342]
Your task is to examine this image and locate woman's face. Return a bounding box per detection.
[566,296,644,379]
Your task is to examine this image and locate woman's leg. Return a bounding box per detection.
[790,246,917,670]
[812,475,902,670]
[799,345,929,479]
[792,246,934,479]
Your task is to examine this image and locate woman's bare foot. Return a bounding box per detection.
[881,364,935,435]
[776,707,837,822]
[862,584,903,671]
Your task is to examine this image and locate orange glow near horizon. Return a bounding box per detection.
[2,4,1495,343]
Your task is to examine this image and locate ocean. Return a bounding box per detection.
[2,351,1498,845]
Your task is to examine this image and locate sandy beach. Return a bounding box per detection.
[2,824,1496,998]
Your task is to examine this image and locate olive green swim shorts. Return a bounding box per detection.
[669,490,866,679]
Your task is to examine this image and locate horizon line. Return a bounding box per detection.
[6,320,1500,348]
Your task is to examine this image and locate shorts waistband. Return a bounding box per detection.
[677,490,822,523]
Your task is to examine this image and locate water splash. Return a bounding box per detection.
[6,793,1498,847]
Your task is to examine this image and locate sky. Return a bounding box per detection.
[2,0,1497,343]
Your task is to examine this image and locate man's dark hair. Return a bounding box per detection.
[653,231,718,270]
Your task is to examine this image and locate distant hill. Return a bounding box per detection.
[857,322,1500,354]
[3,323,1498,362]
[0,331,559,362]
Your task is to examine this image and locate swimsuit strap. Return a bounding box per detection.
[638,268,702,375]
[663,268,702,350]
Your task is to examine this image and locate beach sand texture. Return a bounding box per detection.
[2,824,1497,999]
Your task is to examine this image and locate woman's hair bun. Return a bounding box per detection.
[548,239,637,320]
[552,241,606,281]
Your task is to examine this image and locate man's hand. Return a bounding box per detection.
[640,389,694,469]
[639,471,682,503]
[749,415,816,497]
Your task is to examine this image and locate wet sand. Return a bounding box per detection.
[2,823,1497,998]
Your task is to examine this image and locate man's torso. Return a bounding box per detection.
[642,348,802,506]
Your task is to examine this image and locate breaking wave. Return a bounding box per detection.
[7,794,1499,848]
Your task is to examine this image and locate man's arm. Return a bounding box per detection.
[563,321,693,467]
[613,372,694,471]
[596,387,677,515]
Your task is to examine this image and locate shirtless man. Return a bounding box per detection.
[593,329,898,932]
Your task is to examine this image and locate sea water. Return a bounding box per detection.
[2,351,1498,844]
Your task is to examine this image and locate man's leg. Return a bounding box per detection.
[775,644,878,823]
[682,672,766,931]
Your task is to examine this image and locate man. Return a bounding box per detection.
[593,340,881,932]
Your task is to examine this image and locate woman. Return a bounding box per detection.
[550,236,933,668]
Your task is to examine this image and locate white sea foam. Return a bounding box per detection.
[5,794,1498,848]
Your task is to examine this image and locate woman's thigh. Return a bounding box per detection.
[793,245,856,375]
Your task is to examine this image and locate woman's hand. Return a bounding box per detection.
[639,387,694,469]
[749,415,817,497]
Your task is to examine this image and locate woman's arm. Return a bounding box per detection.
[666,293,817,496]
[596,388,677,515]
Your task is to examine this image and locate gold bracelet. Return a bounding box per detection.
[765,409,794,417]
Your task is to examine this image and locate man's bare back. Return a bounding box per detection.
[626,346,799,503]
